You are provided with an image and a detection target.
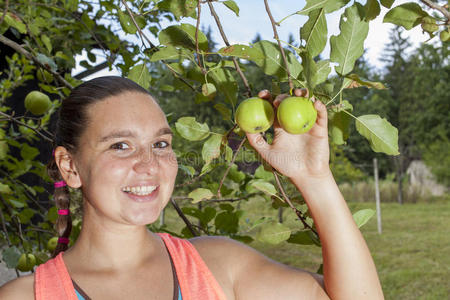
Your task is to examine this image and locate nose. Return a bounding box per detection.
[133,148,159,174]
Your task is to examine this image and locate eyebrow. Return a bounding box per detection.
[98,127,173,143]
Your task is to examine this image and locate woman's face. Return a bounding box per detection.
[71,91,178,226]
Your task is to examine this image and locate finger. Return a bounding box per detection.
[257,90,273,102]
[246,133,271,158]
[272,94,290,108]
[293,88,309,98]
[314,100,328,128]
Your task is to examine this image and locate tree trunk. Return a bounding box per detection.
[395,156,404,205]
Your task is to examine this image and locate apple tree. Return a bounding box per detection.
[0,0,448,275]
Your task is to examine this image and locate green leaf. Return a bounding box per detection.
[297,0,350,15]
[383,2,428,30]
[344,74,386,89]
[9,199,25,208]
[156,0,197,20]
[330,3,369,76]
[127,64,151,89]
[159,24,208,51]
[41,35,52,53]
[179,164,196,177]
[254,164,274,181]
[188,188,214,203]
[202,83,217,97]
[353,209,375,228]
[300,51,318,91]
[256,221,291,245]
[0,183,12,194]
[81,12,95,30]
[213,103,232,121]
[118,10,137,34]
[0,140,9,159]
[175,117,210,141]
[20,144,39,161]
[149,46,192,62]
[253,40,302,81]
[202,134,223,163]
[300,9,327,58]
[380,0,394,8]
[229,164,246,183]
[251,180,277,196]
[287,230,315,245]
[36,54,57,72]
[329,102,352,145]
[2,246,21,268]
[218,44,264,61]
[215,211,239,234]
[4,13,27,34]
[18,208,35,224]
[223,0,240,16]
[364,0,381,21]
[208,68,238,106]
[315,60,331,85]
[355,114,400,155]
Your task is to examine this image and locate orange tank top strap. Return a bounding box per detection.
[157,233,227,300]
[34,252,78,300]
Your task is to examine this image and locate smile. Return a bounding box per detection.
[121,185,158,196]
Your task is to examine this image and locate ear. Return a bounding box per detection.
[54,146,82,188]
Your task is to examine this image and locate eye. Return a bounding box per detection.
[153,141,170,149]
[110,142,130,150]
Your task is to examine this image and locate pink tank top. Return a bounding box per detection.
[34,233,227,300]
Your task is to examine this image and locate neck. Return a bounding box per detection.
[64,204,162,271]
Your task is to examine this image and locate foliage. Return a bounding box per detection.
[0,0,447,274]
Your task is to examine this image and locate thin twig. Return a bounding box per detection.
[420,0,450,23]
[217,136,246,197]
[264,0,293,91]
[0,111,54,142]
[170,197,199,237]
[273,172,318,235]
[0,0,9,26]
[206,0,252,97]
[195,0,206,73]
[175,173,204,188]
[0,204,20,277]
[0,34,73,89]
[172,193,257,203]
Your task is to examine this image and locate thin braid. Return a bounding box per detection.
[47,156,72,258]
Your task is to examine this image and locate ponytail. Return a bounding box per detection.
[47,155,72,258]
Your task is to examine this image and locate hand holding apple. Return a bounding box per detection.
[245,89,331,182]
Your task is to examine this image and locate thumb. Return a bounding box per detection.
[246,133,271,159]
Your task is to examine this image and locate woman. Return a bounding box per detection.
[0,76,384,299]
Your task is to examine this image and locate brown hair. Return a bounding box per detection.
[47,76,151,257]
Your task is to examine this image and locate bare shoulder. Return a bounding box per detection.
[190,236,328,300]
[0,274,34,300]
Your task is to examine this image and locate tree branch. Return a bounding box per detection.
[420,0,450,23]
[0,34,73,90]
[120,0,196,91]
[170,197,199,237]
[0,111,54,142]
[273,171,318,235]
[195,0,206,73]
[206,0,252,97]
[0,0,9,26]
[264,0,293,90]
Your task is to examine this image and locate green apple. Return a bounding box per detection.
[277,96,317,134]
[17,253,36,272]
[47,237,58,252]
[24,91,51,115]
[440,30,450,42]
[235,97,274,133]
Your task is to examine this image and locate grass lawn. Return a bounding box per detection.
[163,199,450,299]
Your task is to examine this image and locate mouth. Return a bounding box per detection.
[121,185,159,196]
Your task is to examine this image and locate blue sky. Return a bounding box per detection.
[77,0,432,79]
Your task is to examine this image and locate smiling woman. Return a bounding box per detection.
[0,76,384,300]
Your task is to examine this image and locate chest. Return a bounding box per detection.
[72,262,176,300]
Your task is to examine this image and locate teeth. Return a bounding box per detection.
[122,185,157,196]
